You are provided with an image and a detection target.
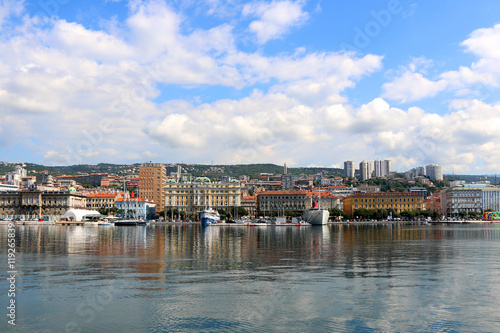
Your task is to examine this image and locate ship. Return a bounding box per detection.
[200,208,220,226]
[302,201,329,225]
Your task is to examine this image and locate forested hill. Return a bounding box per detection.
[0,161,495,182]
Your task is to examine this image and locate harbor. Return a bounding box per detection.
[3,222,500,332]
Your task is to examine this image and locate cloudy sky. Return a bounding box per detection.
[0,0,499,174]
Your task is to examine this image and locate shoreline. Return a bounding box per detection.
[1,220,496,226]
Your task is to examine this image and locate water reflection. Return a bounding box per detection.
[2,223,500,332]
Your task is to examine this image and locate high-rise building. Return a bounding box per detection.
[374,159,392,178]
[139,163,166,213]
[359,160,373,181]
[425,164,443,181]
[344,161,355,178]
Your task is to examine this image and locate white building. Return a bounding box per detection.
[440,184,500,217]
[425,164,443,181]
[344,161,355,178]
[359,160,373,181]
[5,165,27,187]
[374,159,392,178]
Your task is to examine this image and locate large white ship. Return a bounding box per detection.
[302,202,329,225]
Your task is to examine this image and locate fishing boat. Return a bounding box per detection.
[200,208,220,226]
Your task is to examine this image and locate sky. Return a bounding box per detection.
[0,0,500,174]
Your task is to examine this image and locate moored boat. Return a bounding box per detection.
[200,208,220,226]
[302,202,329,225]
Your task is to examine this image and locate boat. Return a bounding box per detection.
[302,201,329,225]
[200,208,220,226]
[114,219,149,226]
[98,219,114,226]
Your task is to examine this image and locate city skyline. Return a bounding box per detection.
[1,1,500,174]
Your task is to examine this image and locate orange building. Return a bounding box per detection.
[343,192,423,217]
[138,163,166,213]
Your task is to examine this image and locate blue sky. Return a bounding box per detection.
[0,0,500,174]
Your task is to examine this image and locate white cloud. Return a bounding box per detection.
[243,0,308,44]
[383,24,500,103]
[0,0,23,26]
[382,70,447,103]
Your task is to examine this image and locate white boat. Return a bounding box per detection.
[302,202,329,225]
[200,208,220,226]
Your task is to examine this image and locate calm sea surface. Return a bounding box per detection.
[2,223,500,332]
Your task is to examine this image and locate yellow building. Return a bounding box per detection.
[343,192,423,217]
[164,177,241,217]
[139,163,166,213]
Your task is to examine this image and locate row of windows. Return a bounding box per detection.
[354,198,420,203]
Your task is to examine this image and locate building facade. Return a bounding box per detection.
[164,178,241,217]
[343,192,424,217]
[359,160,373,181]
[257,190,309,215]
[115,198,156,220]
[425,164,443,181]
[241,196,257,217]
[0,190,87,219]
[374,159,392,178]
[344,161,355,178]
[139,163,166,213]
[440,184,500,217]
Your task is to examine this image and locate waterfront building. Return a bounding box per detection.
[424,196,442,215]
[344,161,355,178]
[343,192,424,217]
[241,196,257,217]
[440,185,482,217]
[0,189,87,219]
[256,190,341,215]
[359,160,373,181]
[440,184,500,217]
[84,192,119,211]
[374,159,392,178]
[139,163,166,213]
[164,177,241,217]
[257,190,308,215]
[115,198,156,220]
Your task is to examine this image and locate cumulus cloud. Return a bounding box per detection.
[2,0,500,175]
[383,24,500,103]
[243,0,308,44]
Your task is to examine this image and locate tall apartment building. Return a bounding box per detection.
[425,164,443,181]
[344,161,355,178]
[359,160,373,181]
[374,159,392,178]
[139,163,166,213]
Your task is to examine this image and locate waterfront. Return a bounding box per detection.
[2,224,500,332]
